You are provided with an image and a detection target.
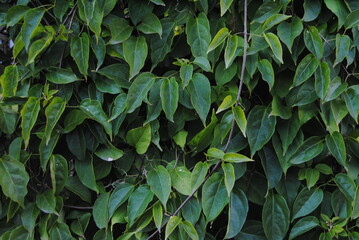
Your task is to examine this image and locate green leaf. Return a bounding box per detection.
[324,0,349,29]
[202,173,229,222]
[21,97,41,149]
[137,13,162,36]
[292,187,323,220]
[334,173,356,201]
[191,162,208,193]
[108,183,134,217]
[290,136,324,164]
[44,97,66,145]
[46,68,81,84]
[225,191,248,239]
[222,163,235,196]
[180,64,193,88]
[108,18,133,44]
[324,77,348,102]
[334,34,350,67]
[6,5,29,27]
[246,106,277,157]
[91,36,106,70]
[215,61,237,85]
[263,33,283,64]
[259,147,283,189]
[343,85,359,122]
[278,114,301,155]
[96,64,130,88]
[49,222,74,240]
[126,72,156,113]
[304,26,324,59]
[75,154,99,193]
[147,165,171,206]
[21,203,40,234]
[108,93,127,121]
[326,132,346,167]
[70,32,90,78]
[287,79,318,107]
[270,96,292,120]
[186,13,211,57]
[40,133,59,171]
[63,110,88,133]
[217,95,235,114]
[344,9,359,29]
[262,192,290,240]
[193,56,211,72]
[289,216,319,240]
[187,73,211,124]
[0,106,17,135]
[165,216,182,240]
[127,185,154,227]
[95,143,124,161]
[224,35,239,68]
[181,221,199,240]
[258,59,275,90]
[223,153,253,163]
[353,187,359,219]
[292,54,319,87]
[0,65,18,97]
[21,8,44,50]
[152,202,163,232]
[207,27,229,54]
[173,130,188,150]
[277,16,303,53]
[314,62,330,100]
[170,166,191,196]
[262,14,290,31]
[36,189,57,214]
[27,32,53,64]
[303,0,321,22]
[80,99,112,139]
[126,124,152,154]
[123,36,148,80]
[220,0,234,16]
[0,158,29,207]
[50,154,68,195]
[93,192,110,229]
[160,77,179,122]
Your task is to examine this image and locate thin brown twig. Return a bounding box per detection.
[146,0,249,238]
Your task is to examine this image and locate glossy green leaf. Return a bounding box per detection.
[49,222,74,240]
[21,203,40,234]
[180,64,193,88]
[287,79,318,107]
[277,16,303,53]
[137,13,162,36]
[292,187,323,220]
[0,106,17,135]
[326,132,346,167]
[220,0,234,16]
[222,163,235,196]
[80,98,112,139]
[126,72,156,113]
[75,154,99,193]
[191,162,208,193]
[207,27,229,54]
[27,32,53,64]
[217,95,235,114]
[0,65,18,97]
[170,166,191,196]
[223,153,253,163]
[6,5,29,27]
[108,18,133,44]
[91,35,106,70]
[108,93,126,121]
[278,114,301,155]
[39,133,59,171]
[263,33,283,64]
[289,216,319,240]
[127,185,154,227]
[187,73,211,124]
[0,158,29,207]
[123,36,148,80]
[270,96,292,120]
[246,106,277,157]
[353,187,359,219]
[304,26,323,59]
[126,124,152,154]
[50,154,68,195]
[63,110,87,133]
[202,173,229,222]
[160,77,179,122]
[193,56,211,72]
[258,59,275,90]
[173,130,188,150]
[44,97,66,145]
[324,77,348,102]
[224,34,239,68]
[21,8,44,50]
[334,173,356,201]
[324,0,349,29]
[334,34,350,66]
[36,189,57,214]
[343,86,359,122]
[95,143,123,161]
[303,0,321,22]
[215,61,237,85]
[152,202,163,232]
[344,9,359,29]
[147,165,171,206]
[225,191,248,239]
[108,183,134,218]
[314,62,330,100]
[165,216,182,240]
[46,68,81,84]
[70,32,90,78]
[93,192,110,229]
[262,14,290,31]
[292,54,319,87]
[21,97,41,148]
[290,136,324,164]
[262,192,290,240]
[186,13,211,57]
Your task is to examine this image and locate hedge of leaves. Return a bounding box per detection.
[0,0,359,239]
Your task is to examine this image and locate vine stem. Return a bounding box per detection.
[146,0,248,238]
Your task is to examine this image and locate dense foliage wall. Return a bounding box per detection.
[0,0,359,239]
